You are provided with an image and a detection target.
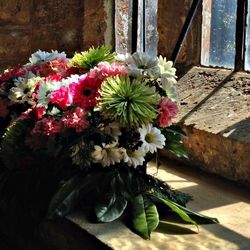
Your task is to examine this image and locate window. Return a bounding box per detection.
[201,0,248,71]
[115,0,158,56]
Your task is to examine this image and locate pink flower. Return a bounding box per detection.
[20,106,46,121]
[70,75,102,110]
[50,86,73,110]
[62,107,88,133]
[0,65,26,83]
[31,117,62,137]
[46,73,63,82]
[89,62,127,80]
[158,98,178,127]
[49,58,69,72]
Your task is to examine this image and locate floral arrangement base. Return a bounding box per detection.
[0,46,218,239]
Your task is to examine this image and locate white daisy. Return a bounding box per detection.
[138,124,166,153]
[91,142,123,167]
[123,148,146,168]
[8,73,39,105]
[103,122,122,138]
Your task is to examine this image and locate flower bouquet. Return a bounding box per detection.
[0,46,218,239]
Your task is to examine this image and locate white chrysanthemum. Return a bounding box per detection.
[103,122,122,138]
[158,56,177,96]
[8,73,39,105]
[125,52,160,77]
[138,124,166,153]
[160,78,178,102]
[28,49,67,64]
[91,142,123,167]
[158,56,176,77]
[123,148,146,167]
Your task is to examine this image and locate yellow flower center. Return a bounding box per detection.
[145,133,154,143]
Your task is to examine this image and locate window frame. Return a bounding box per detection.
[201,0,248,71]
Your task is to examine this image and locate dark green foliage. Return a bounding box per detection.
[161,125,188,159]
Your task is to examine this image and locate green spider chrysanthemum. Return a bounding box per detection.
[99,76,160,127]
[69,45,116,70]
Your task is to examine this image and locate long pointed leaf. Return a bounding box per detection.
[152,195,198,230]
[131,194,159,239]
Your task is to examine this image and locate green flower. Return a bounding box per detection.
[99,76,160,127]
[69,45,116,70]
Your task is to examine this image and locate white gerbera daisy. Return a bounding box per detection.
[138,124,166,153]
[8,73,39,105]
[91,142,123,167]
[123,148,146,168]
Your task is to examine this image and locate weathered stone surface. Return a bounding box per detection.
[115,0,132,54]
[0,0,114,69]
[0,26,31,66]
[167,66,250,186]
[0,0,32,24]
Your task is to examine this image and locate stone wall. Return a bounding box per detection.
[0,0,201,69]
[0,0,114,69]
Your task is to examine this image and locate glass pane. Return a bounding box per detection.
[201,0,237,68]
[244,2,250,70]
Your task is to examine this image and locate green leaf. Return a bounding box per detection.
[152,195,198,230]
[95,192,127,222]
[131,194,159,239]
[48,175,83,218]
[166,142,188,159]
[165,200,219,224]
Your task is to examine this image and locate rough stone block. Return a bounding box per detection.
[0,0,32,24]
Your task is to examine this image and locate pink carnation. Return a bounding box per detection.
[0,65,27,83]
[0,98,10,118]
[20,106,46,121]
[158,98,178,127]
[31,117,62,137]
[50,86,73,110]
[62,107,88,133]
[89,62,127,80]
[70,75,102,110]
[49,58,69,72]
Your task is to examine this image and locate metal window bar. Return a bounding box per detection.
[234,0,248,71]
[170,0,202,65]
[132,0,139,53]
